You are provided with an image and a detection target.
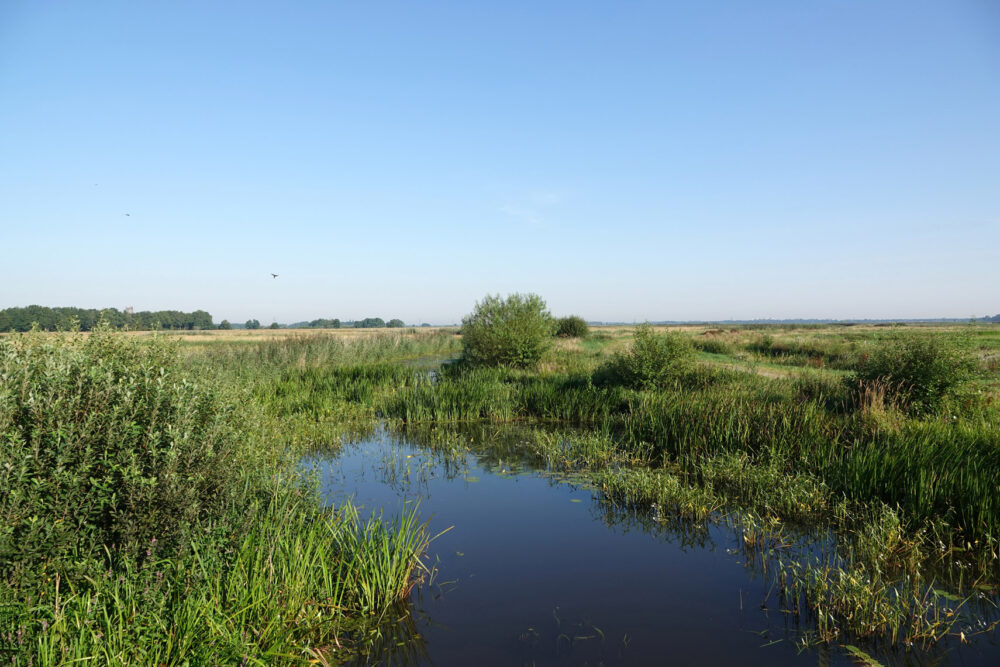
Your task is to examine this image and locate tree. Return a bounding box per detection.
[460,293,553,368]
[245,319,261,330]
[307,318,340,329]
[0,306,216,332]
[218,320,232,330]
[387,319,405,328]
[556,315,589,338]
[269,322,280,329]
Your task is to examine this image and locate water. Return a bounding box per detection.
[304,426,1000,666]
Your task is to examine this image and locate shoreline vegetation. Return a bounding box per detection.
[2,299,999,663]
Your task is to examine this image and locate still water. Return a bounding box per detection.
[304,426,999,666]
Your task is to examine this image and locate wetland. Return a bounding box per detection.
[3,314,1000,665]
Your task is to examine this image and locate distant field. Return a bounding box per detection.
[0,326,459,343]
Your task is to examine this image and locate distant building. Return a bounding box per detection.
[124,306,134,315]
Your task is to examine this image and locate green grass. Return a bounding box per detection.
[0,329,441,664]
[5,322,998,660]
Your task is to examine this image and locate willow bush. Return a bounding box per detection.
[460,293,554,368]
[595,323,694,390]
[0,327,245,588]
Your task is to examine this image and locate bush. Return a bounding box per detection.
[555,315,589,338]
[0,328,243,587]
[460,293,554,368]
[848,331,975,414]
[595,323,694,390]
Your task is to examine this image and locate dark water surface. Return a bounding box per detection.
[304,428,1000,666]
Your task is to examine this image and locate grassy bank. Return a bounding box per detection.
[0,329,455,664]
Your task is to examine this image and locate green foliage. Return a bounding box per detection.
[305,317,341,328]
[0,305,214,332]
[555,315,589,338]
[245,318,261,329]
[218,319,232,330]
[355,317,386,328]
[9,486,430,664]
[460,293,554,368]
[0,329,440,663]
[387,318,406,328]
[849,331,975,413]
[269,321,281,329]
[691,335,732,355]
[0,328,244,587]
[595,324,694,389]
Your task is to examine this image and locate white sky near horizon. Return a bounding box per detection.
[1,1,998,324]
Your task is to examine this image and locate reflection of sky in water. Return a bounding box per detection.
[303,428,1000,666]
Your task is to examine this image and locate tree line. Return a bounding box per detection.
[0,306,214,332]
[291,317,407,329]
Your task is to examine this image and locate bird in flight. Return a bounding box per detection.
[124,213,130,216]
[271,273,279,279]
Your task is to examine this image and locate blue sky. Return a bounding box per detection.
[1,1,997,323]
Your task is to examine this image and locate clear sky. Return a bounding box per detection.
[1,1,997,324]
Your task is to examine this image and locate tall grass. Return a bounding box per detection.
[25,325,981,657]
[0,328,434,664]
[317,329,1000,546]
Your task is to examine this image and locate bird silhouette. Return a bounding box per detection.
[124,213,130,216]
[271,273,279,279]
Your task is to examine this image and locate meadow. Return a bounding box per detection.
[2,320,999,664]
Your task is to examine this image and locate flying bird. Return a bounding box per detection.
[124,213,130,216]
[271,273,279,279]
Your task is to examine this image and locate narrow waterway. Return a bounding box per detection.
[304,427,999,666]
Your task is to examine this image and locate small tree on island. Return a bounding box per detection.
[460,293,554,368]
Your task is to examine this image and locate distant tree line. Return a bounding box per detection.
[0,305,213,332]
[291,317,407,329]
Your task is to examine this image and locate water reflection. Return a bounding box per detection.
[304,424,1000,666]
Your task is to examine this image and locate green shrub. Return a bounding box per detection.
[595,324,694,390]
[0,328,244,587]
[555,315,590,338]
[691,336,732,355]
[460,293,554,368]
[848,331,975,414]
